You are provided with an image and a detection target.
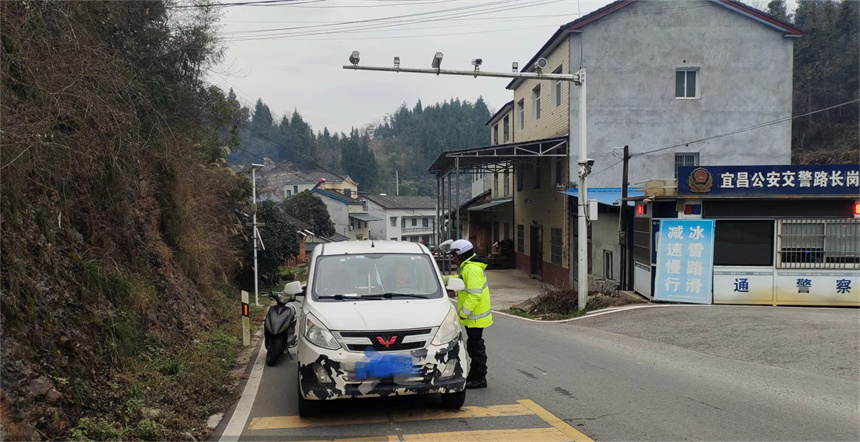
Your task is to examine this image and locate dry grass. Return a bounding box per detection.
[507,286,647,321]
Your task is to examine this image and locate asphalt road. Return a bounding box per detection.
[215,305,860,441]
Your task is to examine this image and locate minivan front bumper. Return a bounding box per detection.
[297,336,467,400]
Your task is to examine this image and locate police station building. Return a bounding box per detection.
[631,164,860,307]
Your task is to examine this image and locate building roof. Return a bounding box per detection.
[363,195,437,210]
[283,214,313,232]
[349,213,384,222]
[506,0,803,90]
[282,170,347,185]
[486,100,514,126]
[468,197,513,212]
[312,188,363,205]
[428,136,568,175]
[560,187,645,206]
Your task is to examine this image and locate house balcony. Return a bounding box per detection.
[401,226,434,233]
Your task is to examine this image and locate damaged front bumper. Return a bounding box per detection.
[297,337,467,400]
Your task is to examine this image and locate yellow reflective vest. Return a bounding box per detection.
[446,255,493,328]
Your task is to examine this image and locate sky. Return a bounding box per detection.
[208,0,613,134]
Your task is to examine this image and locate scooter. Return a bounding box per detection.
[264,281,303,366]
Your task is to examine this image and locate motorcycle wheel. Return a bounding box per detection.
[266,335,283,366]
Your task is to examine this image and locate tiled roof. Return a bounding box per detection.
[363,195,436,210]
[282,170,345,185]
[283,214,313,232]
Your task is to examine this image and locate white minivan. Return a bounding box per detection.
[295,241,468,416]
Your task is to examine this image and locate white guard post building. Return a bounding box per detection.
[631,164,860,306]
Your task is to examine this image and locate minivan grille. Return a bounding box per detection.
[339,328,432,352]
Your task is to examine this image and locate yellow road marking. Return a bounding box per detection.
[392,403,533,422]
[401,428,570,441]
[333,436,399,442]
[518,399,594,442]
[248,413,389,430]
[249,404,535,430]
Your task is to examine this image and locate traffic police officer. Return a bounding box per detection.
[443,239,492,389]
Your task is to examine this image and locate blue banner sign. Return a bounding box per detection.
[678,164,860,197]
[654,220,715,304]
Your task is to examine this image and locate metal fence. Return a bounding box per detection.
[777,219,860,269]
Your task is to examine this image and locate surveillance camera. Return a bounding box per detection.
[512,62,519,73]
[586,158,594,167]
[349,51,360,66]
[534,57,548,72]
[394,56,400,68]
[472,58,482,67]
[431,52,443,69]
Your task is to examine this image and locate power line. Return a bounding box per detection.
[170,0,325,9]
[226,0,566,41]
[632,98,860,158]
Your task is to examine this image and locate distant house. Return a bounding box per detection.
[283,172,359,199]
[361,195,437,244]
[312,188,382,241]
[283,214,316,266]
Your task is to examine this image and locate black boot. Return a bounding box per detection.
[466,378,487,389]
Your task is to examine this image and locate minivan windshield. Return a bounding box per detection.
[312,253,442,301]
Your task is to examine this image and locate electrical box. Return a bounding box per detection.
[588,199,598,221]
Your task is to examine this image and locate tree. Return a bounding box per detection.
[282,190,336,237]
[254,201,301,284]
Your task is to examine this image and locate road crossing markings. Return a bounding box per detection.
[249,403,534,430]
[250,399,594,442]
[518,399,594,442]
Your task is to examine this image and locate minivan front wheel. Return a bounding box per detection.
[440,389,466,409]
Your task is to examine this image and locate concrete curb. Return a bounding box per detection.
[492,303,710,324]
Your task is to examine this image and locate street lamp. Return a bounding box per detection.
[431,52,443,70]
[349,51,360,66]
[245,163,264,306]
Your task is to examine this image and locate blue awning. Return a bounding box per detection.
[559,187,644,206]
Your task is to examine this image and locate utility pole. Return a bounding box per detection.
[396,170,400,196]
[344,51,589,308]
[618,145,630,291]
[247,163,264,306]
[574,69,590,311]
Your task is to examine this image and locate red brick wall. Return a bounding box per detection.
[514,252,570,290]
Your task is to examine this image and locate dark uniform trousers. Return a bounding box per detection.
[465,326,487,380]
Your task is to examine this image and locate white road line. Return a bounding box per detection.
[220,338,267,442]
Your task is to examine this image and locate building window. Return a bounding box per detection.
[411,217,417,227]
[517,224,525,253]
[517,99,525,129]
[390,216,397,227]
[493,124,499,145]
[422,218,429,228]
[553,157,563,186]
[504,223,510,240]
[777,219,860,269]
[675,68,699,99]
[503,169,510,196]
[343,189,352,198]
[286,190,292,197]
[604,250,613,280]
[294,185,298,194]
[516,167,523,192]
[553,66,563,107]
[532,85,541,120]
[533,159,541,189]
[494,172,499,197]
[551,228,562,265]
[715,220,774,266]
[391,238,397,241]
[503,116,510,142]
[402,218,406,229]
[674,152,700,179]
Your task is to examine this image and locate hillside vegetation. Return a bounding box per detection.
[1,1,251,439]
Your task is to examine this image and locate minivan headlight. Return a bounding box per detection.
[304,312,340,350]
[432,307,460,346]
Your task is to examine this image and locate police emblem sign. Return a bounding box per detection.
[678,164,860,197]
[654,220,716,304]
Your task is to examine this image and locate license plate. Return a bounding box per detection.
[354,354,415,379]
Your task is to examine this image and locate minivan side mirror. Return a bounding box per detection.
[446,277,466,292]
[283,280,304,296]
